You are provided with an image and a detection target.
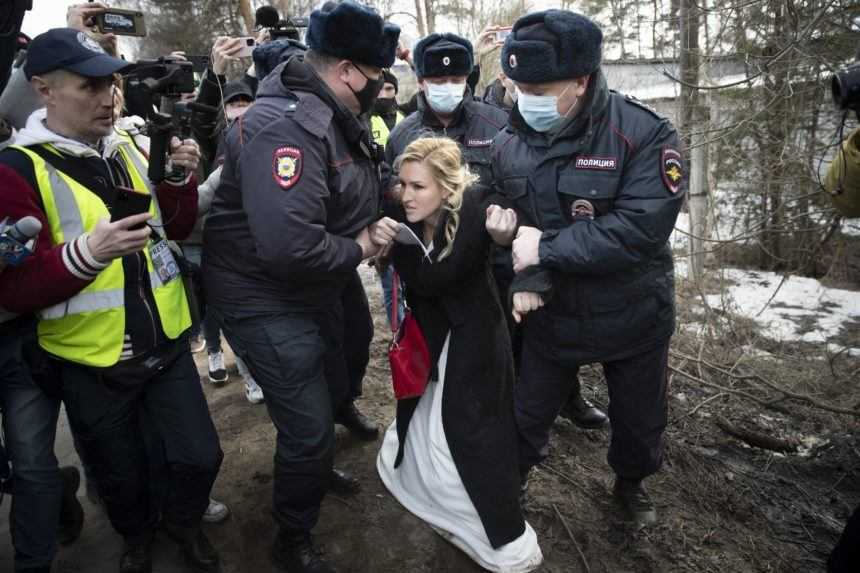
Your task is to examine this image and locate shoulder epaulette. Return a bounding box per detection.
[621,93,665,121]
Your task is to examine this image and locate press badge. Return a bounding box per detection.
[149,239,181,284]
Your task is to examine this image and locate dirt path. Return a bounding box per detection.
[2,264,857,572]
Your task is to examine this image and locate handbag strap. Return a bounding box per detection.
[390,270,400,333]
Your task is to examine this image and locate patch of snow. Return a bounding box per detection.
[843,220,860,237]
[705,268,860,348]
[797,436,830,458]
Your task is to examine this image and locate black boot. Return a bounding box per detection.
[58,466,85,545]
[613,477,657,526]
[335,401,379,440]
[559,384,607,429]
[272,529,337,573]
[120,531,153,573]
[163,522,220,573]
[329,468,360,496]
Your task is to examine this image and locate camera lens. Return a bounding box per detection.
[832,63,860,111]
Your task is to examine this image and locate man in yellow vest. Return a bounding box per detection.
[0,28,222,573]
[369,69,404,147]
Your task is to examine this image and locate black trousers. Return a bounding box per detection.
[217,303,349,532]
[60,346,223,538]
[516,333,670,481]
[341,271,373,402]
[830,504,860,573]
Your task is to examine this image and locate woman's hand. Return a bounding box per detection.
[485,204,517,246]
[511,291,544,324]
[370,217,400,247]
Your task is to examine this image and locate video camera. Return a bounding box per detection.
[122,57,216,183]
[255,5,307,41]
[832,62,860,117]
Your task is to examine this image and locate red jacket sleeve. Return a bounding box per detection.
[0,165,95,314]
[155,175,199,240]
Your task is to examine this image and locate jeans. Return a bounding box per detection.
[216,303,348,532]
[0,319,63,571]
[183,245,222,354]
[516,333,670,481]
[59,346,223,537]
[379,265,405,328]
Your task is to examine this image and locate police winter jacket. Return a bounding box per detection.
[384,90,507,186]
[203,58,382,311]
[491,70,685,364]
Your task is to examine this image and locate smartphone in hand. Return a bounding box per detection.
[111,186,152,230]
[95,9,147,37]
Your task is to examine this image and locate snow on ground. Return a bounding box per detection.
[703,268,859,348]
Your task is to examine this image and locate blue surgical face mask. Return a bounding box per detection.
[425,82,466,114]
[516,83,576,133]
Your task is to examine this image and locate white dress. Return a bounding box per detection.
[377,334,543,573]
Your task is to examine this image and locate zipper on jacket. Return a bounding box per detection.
[137,252,158,346]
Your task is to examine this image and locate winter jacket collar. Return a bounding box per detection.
[264,57,374,154]
[15,108,139,160]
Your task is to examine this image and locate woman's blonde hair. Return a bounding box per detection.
[394,137,479,261]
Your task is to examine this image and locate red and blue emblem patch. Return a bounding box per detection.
[661,147,684,194]
[272,146,303,190]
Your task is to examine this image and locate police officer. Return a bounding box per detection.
[384,33,507,186]
[202,2,399,571]
[0,28,223,573]
[491,10,685,526]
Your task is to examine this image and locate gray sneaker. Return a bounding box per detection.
[202,498,230,523]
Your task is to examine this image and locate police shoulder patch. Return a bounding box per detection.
[661,147,683,194]
[273,146,303,190]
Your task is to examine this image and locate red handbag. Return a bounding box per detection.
[388,271,431,400]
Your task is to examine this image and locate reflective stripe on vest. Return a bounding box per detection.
[9,136,191,367]
[370,112,404,147]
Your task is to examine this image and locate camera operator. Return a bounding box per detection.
[0,28,223,573]
[826,56,859,573]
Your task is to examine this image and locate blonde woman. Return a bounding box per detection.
[374,137,542,572]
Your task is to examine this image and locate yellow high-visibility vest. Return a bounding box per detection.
[10,133,191,367]
[371,111,404,147]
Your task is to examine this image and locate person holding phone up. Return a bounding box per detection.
[0,28,224,573]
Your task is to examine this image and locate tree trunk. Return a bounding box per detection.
[237,0,255,34]
[424,0,436,34]
[680,0,708,282]
[414,0,427,37]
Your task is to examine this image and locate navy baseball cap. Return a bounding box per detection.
[24,28,133,80]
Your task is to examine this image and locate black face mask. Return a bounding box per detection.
[372,97,398,115]
[348,63,385,116]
